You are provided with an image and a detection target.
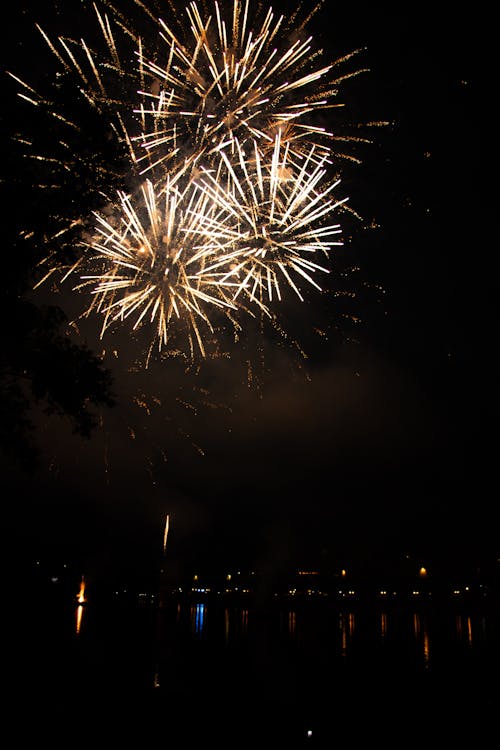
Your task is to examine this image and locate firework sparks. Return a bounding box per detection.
[7,0,383,365]
[66,174,240,358]
[192,132,348,310]
[133,0,372,174]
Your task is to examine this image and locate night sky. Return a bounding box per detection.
[2,2,492,587]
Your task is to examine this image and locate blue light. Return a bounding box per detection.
[195,603,205,634]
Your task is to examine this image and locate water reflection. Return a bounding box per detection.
[223,607,250,642]
[380,612,388,639]
[456,614,473,646]
[42,590,498,748]
[413,613,430,667]
[60,595,498,688]
[22,593,498,747]
[241,608,248,635]
[191,602,206,636]
[75,604,85,635]
[340,612,355,657]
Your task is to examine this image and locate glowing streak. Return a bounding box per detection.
[77,576,86,604]
[163,514,170,555]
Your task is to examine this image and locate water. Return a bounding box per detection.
[9,586,499,747]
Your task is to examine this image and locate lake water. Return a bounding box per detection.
[9,589,499,747]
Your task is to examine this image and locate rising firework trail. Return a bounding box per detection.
[163,513,170,556]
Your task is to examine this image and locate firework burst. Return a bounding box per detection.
[66,175,244,359]
[133,0,373,175]
[7,0,384,365]
[193,132,348,311]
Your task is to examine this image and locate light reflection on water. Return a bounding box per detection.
[413,612,430,667]
[191,602,205,635]
[456,613,473,645]
[223,607,249,643]
[340,611,355,658]
[23,596,498,745]
[380,611,388,639]
[68,597,497,661]
[75,603,84,635]
[164,598,496,675]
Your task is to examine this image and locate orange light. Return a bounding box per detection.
[77,575,86,604]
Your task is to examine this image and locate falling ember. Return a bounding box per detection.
[163,514,170,555]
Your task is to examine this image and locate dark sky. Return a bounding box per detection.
[2,2,492,583]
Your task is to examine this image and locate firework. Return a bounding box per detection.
[135,0,384,177]
[193,132,348,310]
[10,4,146,164]
[66,174,241,358]
[7,0,383,364]
[133,0,370,174]
[54,135,348,355]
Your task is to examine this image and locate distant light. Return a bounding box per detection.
[307,730,313,738]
